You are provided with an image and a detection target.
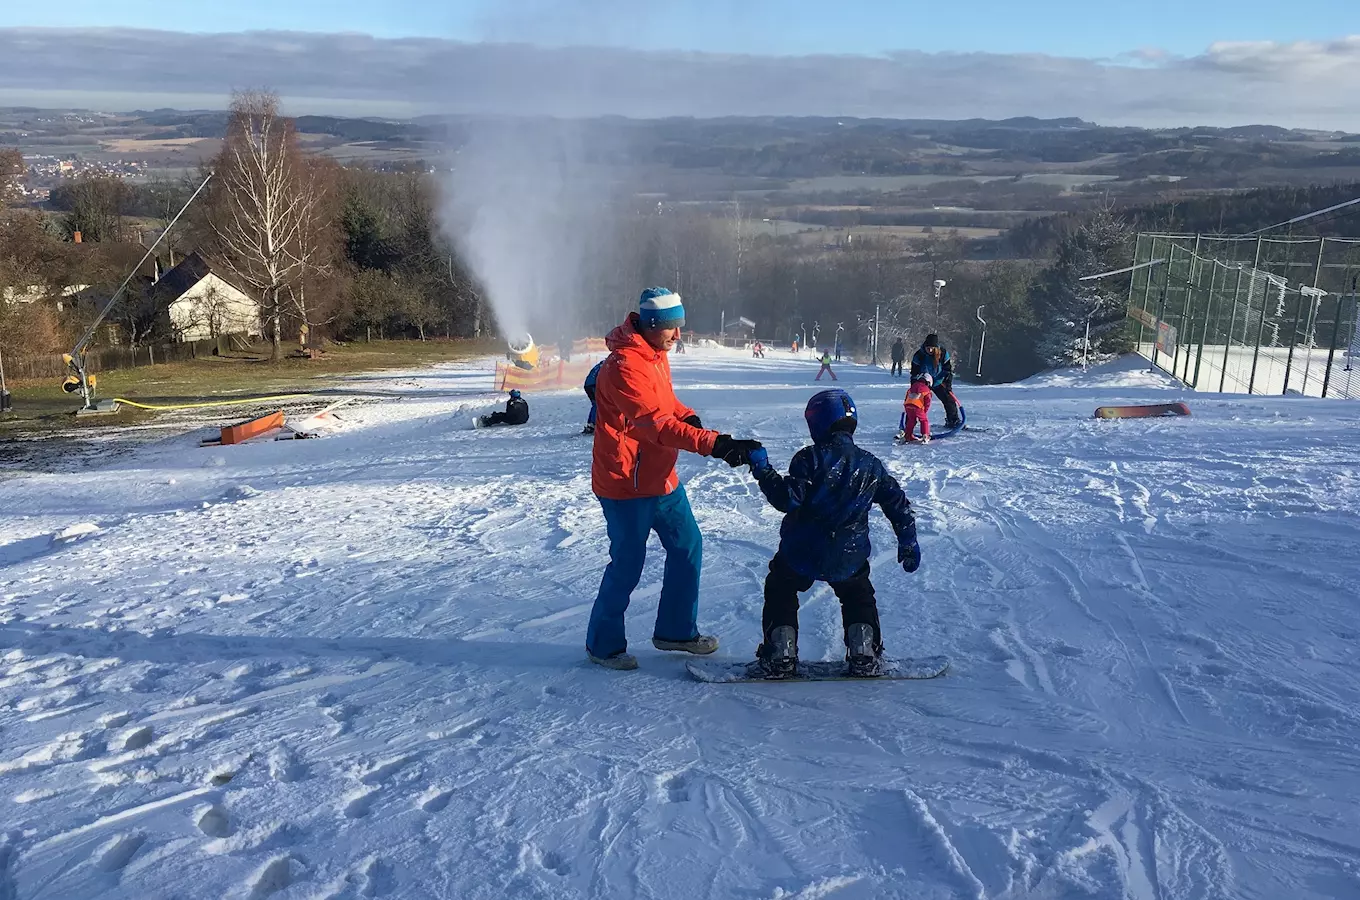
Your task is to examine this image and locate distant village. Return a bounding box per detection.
[13,154,153,202]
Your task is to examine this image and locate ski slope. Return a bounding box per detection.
[2,349,1359,900]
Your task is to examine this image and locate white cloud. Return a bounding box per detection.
[0,28,1358,130]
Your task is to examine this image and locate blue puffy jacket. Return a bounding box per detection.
[584,360,603,390]
[753,432,917,582]
[910,345,953,384]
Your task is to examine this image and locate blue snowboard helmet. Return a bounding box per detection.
[509,389,522,400]
[805,389,857,443]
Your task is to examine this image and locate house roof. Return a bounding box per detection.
[152,251,254,303]
[152,251,213,303]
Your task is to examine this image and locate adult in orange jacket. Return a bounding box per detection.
[586,287,763,669]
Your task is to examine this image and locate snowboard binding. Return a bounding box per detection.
[756,625,798,679]
[845,623,883,678]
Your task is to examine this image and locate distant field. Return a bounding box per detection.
[100,137,209,153]
[783,174,1012,192]
[780,173,1120,193]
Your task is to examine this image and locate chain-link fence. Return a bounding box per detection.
[1128,233,1360,398]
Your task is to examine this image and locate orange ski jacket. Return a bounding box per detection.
[591,314,719,500]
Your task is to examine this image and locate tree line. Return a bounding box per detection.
[6,93,1349,382]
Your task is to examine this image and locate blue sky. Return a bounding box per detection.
[9,0,1356,59]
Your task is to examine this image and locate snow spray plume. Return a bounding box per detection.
[439,118,624,345]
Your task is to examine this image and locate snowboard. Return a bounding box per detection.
[686,654,949,684]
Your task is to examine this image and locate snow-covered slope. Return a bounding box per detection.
[2,350,1358,899]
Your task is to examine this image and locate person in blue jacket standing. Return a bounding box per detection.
[582,360,604,434]
[745,389,921,677]
[910,333,961,428]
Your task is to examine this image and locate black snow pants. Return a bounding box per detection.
[932,383,961,426]
[761,554,882,651]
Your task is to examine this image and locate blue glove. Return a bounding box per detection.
[898,531,921,574]
[747,447,770,473]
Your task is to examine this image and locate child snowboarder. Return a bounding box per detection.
[815,350,838,381]
[897,373,933,443]
[475,389,530,428]
[746,389,921,677]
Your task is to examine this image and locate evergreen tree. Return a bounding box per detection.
[1030,207,1133,368]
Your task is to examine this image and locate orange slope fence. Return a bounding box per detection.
[496,357,598,392]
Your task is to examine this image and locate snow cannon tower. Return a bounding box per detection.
[507,334,540,371]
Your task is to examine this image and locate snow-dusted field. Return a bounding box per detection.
[2,349,1359,900]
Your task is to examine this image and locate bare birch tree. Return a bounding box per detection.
[206,90,318,361]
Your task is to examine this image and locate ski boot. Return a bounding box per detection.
[894,429,906,443]
[582,423,595,435]
[652,634,719,654]
[919,433,930,444]
[587,650,638,671]
[845,623,883,677]
[755,625,798,678]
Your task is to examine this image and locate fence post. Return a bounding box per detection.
[1192,263,1219,389]
[1281,286,1307,395]
[1247,276,1271,395]
[1175,253,1196,382]
[1220,266,1244,394]
[1321,291,1348,399]
[1150,244,1174,372]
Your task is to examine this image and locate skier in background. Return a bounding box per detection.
[745,389,921,677]
[475,389,530,428]
[815,349,838,381]
[896,373,933,443]
[910,333,961,428]
[834,337,844,362]
[582,360,603,435]
[890,337,906,377]
[752,341,766,358]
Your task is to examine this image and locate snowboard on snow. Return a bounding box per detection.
[686,655,949,684]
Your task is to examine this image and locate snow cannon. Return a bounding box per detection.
[506,334,540,371]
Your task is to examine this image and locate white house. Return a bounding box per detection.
[154,252,262,342]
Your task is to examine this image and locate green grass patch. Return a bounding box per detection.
[0,338,503,439]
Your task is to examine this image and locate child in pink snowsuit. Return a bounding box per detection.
[899,375,933,442]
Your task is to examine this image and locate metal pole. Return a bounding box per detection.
[873,305,880,365]
[1151,245,1174,373]
[68,171,213,408]
[1320,280,1353,399]
[1137,236,1156,352]
[1192,263,1219,389]
[1282,285,1307,395]
[1177,255,1196,382]
[1220,266,1244,394]
[976,305,987,377]
[1247,277,1274,395]
[1083,314,1092,371]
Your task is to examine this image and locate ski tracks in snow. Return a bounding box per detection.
[3,355,1360,898]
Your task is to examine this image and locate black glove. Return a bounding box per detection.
[683,414,703,428]
[898,523,921,573]
[711,434,763,468]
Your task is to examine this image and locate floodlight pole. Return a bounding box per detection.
[975,305,987,377]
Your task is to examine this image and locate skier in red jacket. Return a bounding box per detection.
[587,287,763,670]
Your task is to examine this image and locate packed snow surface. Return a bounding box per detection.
[2,350,1359,899]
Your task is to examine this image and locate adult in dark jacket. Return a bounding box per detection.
[890,338,906,377]
[746,389,921,677]
[910,333,961,428]
[477,390,530,427]
[582,360,603,434]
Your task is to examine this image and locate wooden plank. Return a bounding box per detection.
[220,410,286,445]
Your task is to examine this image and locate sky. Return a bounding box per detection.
[1,2,1359,128]
[5,0,1358,60]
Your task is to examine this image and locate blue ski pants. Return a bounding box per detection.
[586,484,702,658]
